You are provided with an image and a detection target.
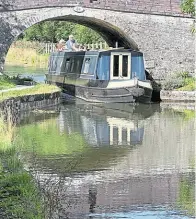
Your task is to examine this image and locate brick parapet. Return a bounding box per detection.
[0,0,190,17]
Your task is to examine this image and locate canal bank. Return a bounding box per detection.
[0,112,46,219]
[160,90,196,102]
[0,85,61,123]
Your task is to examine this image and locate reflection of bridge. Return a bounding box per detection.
[64,173,193,218]
[33,170,194,219]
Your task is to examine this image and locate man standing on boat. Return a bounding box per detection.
[66,35,78,51]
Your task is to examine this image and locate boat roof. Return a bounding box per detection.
[50,48,143,56]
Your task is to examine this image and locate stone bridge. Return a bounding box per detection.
[0,0,195,78]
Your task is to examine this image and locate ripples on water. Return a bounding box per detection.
[17,102,195,219]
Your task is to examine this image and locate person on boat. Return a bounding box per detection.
[79,44,87,51]
[55,43,61,51]
[83,45,88,51]
[79,44,84,51]
[75,43,80,51]
[66,35,78,51]
[55,39,66,51]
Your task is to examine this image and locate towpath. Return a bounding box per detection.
[0,85,34,93]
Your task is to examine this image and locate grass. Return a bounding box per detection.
[0,116,45,219]
[0,74,35,90]
[0,84,60,102]
[0,114,14,151]
[6,46,49,68]
[162,72,196,91]
[0,150,44,219]
[0,76,15,90]
[177,77,196,91]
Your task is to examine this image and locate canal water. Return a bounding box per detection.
[16,101,195,219]
[3,64,47,83]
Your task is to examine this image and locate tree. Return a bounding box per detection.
[22,21,104,44]
[181,0,195,33]
[73,24,104,44]
[181,0,195,16]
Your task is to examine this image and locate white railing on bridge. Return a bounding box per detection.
[41,42,56,53]
[41,41,109,53]
[11,41,109,54]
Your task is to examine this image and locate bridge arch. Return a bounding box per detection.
[48,15,138,50]
[1,7,139,73]
[5,7,139,54]
[0,6,194,78]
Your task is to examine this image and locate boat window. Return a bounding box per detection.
[83,58,91,74]
[96,55,110,80]
[50,55,58,73]
[131,55,145,80]
[113,55,119,77]
[56,58,63,74]
[110,52,131,80]
[65,58,70,72]
[66,56,83,74]
[70,58,75,73]
[122,55,128,77]
[75,58,83,73]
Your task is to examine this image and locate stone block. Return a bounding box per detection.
[145,60,155,69]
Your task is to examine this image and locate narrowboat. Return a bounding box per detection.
[46,49,153,103]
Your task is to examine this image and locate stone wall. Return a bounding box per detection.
[160,90,196,102]
[0,0,187,16]
[0,91,61,124]
[0,7,195,79]
[0,7,194,79]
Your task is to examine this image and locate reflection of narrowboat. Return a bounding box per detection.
[59,104,144,146]
[46,49,153,103]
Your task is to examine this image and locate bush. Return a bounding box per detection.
[162,72,195,91]
[178,79,195,91]
[0,75,15,90]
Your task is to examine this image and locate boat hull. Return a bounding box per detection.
[57,82,152,103]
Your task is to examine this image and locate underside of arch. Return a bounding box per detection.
[46,15,139,51]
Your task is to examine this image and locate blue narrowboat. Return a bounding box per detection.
[46,49,153,103]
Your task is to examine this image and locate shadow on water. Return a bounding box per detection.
[15,102,195,219]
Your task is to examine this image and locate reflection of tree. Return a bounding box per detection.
[177,173,195,216]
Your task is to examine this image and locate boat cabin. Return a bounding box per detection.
[48,49,146,82]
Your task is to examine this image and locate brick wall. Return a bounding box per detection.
[0,0,187,17]
[0,6,194,77]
